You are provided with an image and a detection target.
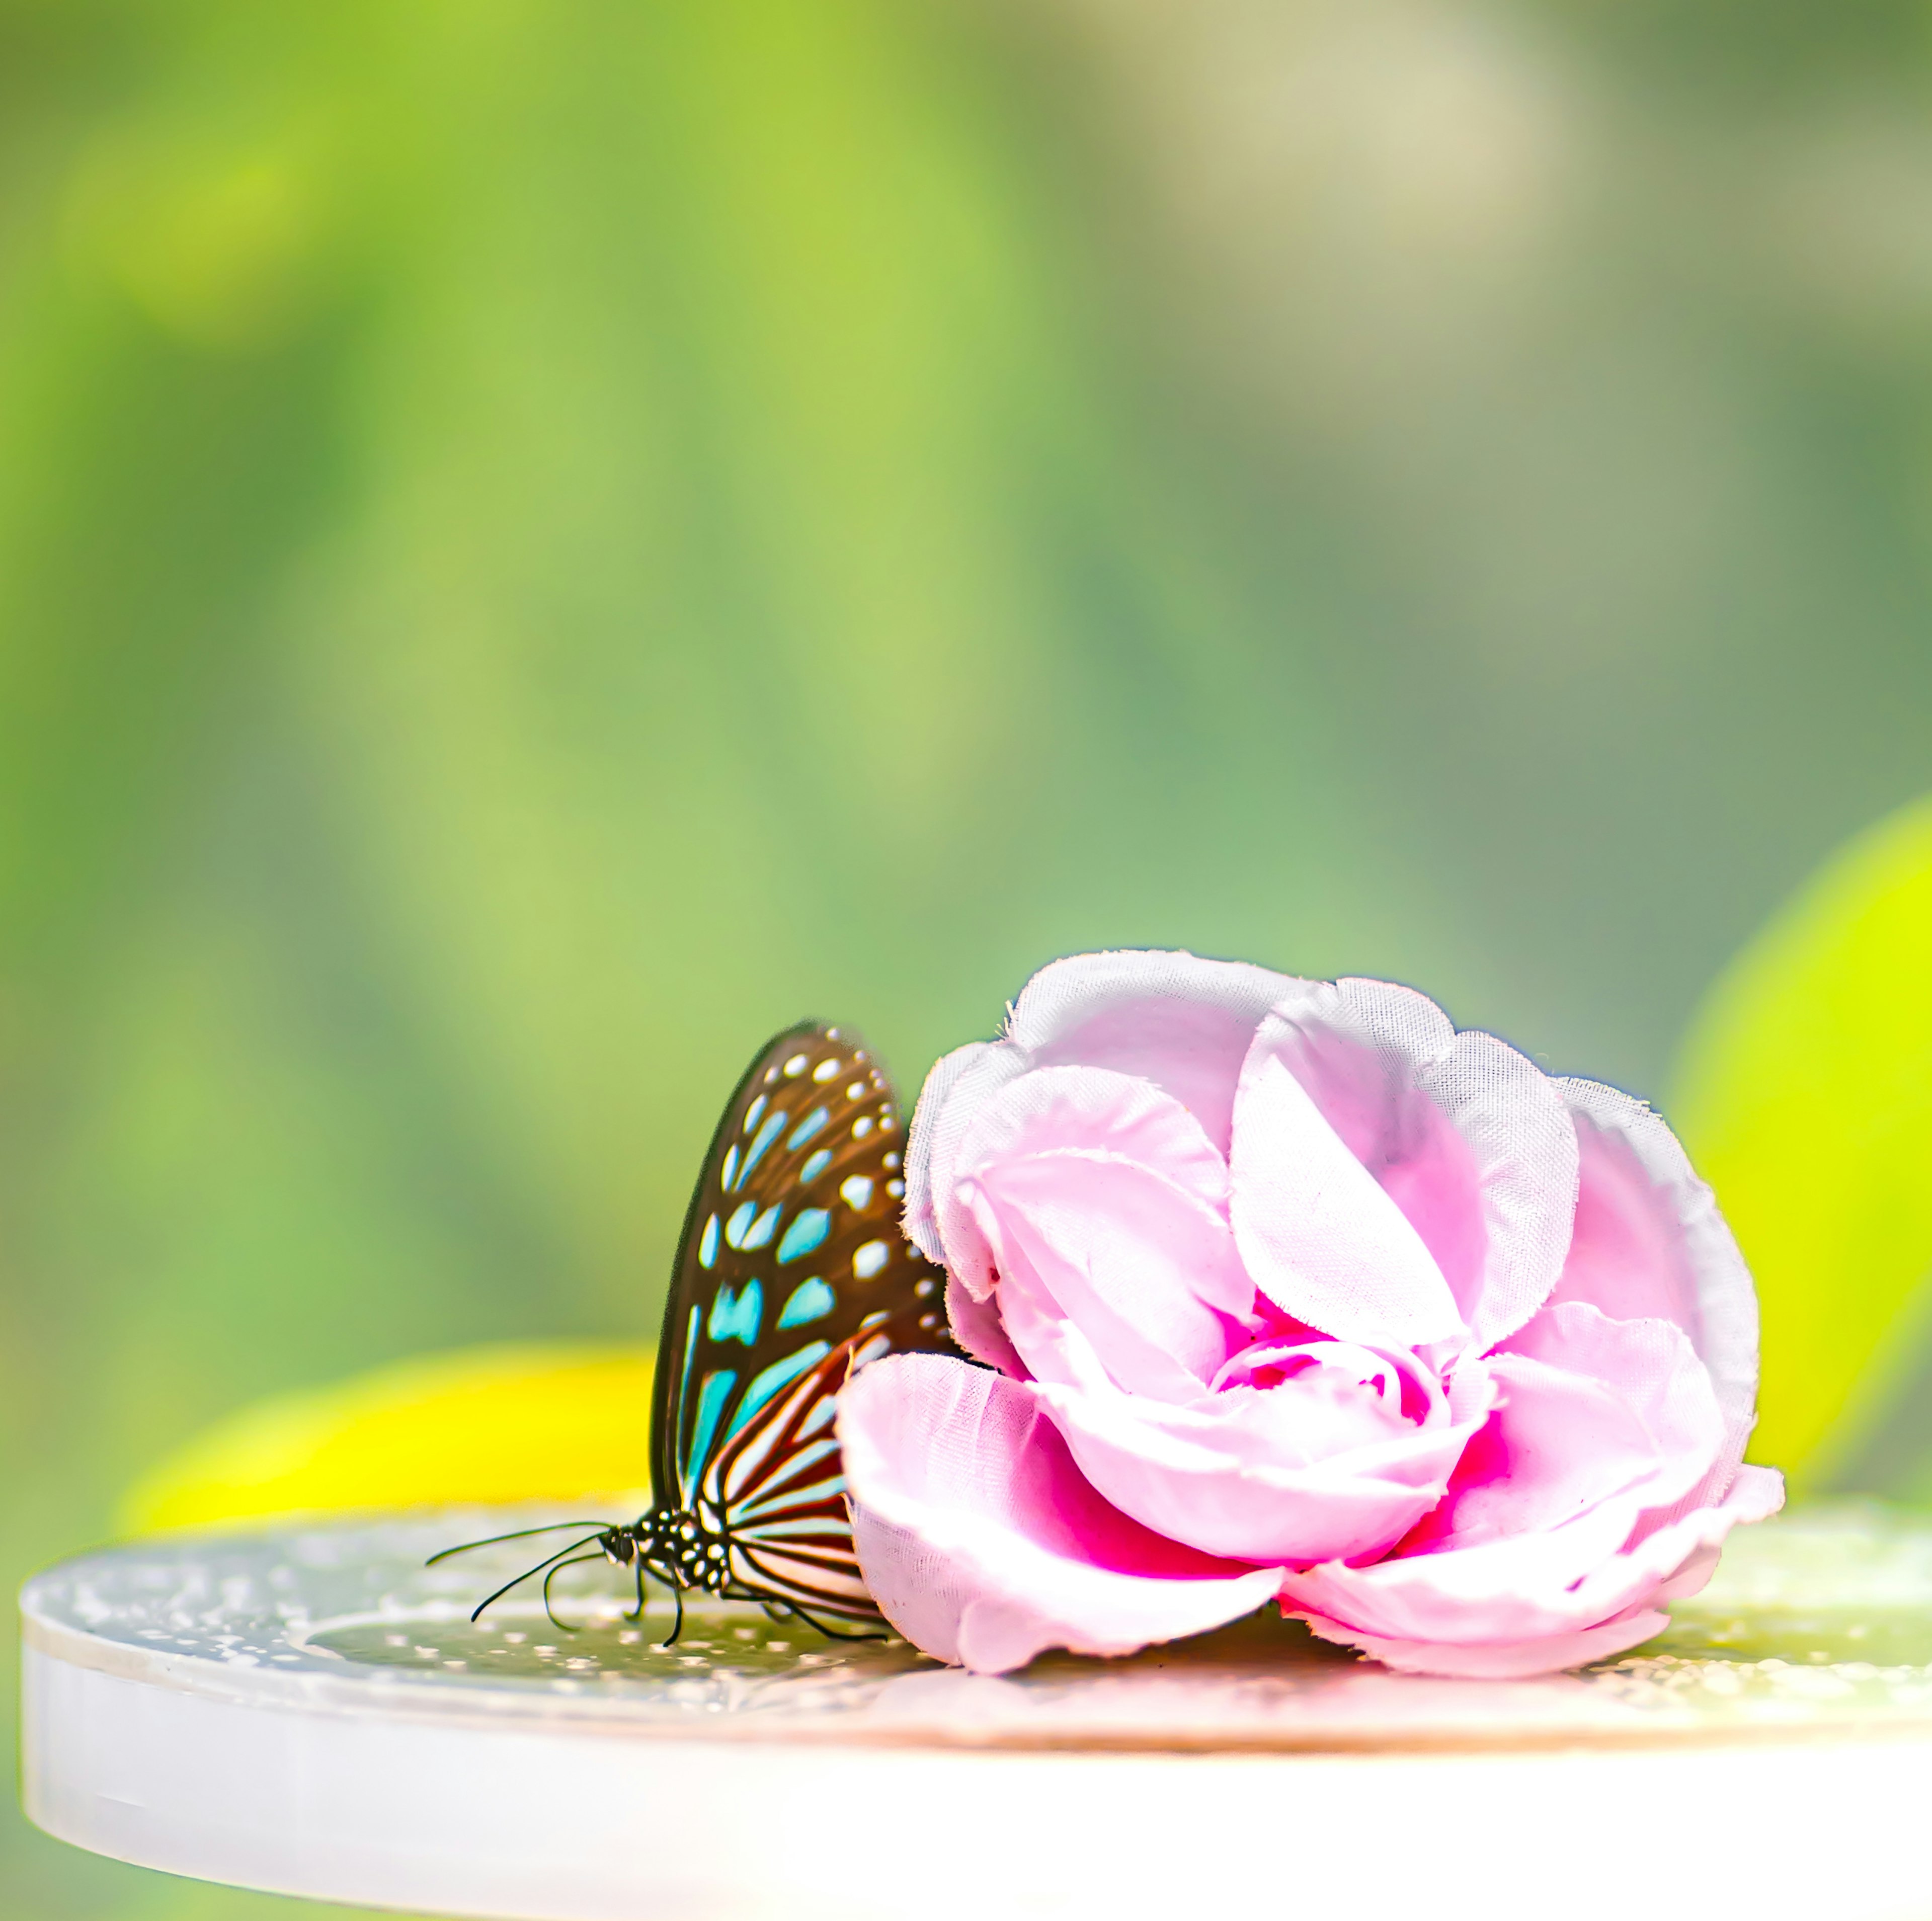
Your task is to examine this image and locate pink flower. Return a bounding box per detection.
[839,951,1782,1678]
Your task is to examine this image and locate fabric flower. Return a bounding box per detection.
[838,950,1782,1678]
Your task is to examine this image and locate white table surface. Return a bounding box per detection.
[21,1502,1932,1920]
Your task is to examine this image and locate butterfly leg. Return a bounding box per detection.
[624,1556,647,1623]
[781,1600,891,1643]
[541,1552,604,1633]
[660,1583,684,1650]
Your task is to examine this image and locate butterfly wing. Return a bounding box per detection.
[699,1332,879,1617]
[651,1023,952,1551]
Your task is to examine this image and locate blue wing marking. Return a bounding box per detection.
[743,1204,780,1250]
[777,1208,831,1264]
[799,1148,833,1186]
[724,1341,832,1442]
[675,1306,699,1434]
[724,1200,758,1249]
[708,1280,763,1345]
[720,1144,741,1191]
[740,1106,787,1183]
[682,1368,739,1504]
[786,1106,829,1150]
[743,1093,766,1135]
[777,1276,836,1328]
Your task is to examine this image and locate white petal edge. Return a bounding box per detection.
[1004,949,1305,1055]
[904,1040,1029,1291]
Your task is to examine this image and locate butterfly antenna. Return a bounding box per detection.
[465,1534,607,1623]
[427,1520,613,1567]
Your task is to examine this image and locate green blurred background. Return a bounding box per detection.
[9,0,1932,1913]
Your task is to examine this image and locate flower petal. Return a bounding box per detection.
[840,1353,1282,1673]
[1029,1332,1493,1564]
[1551,1077,1759,1488]
[967,1147,1248,1397]
[1400,1302,1725,1557]
[945,1272,1027,1378]
[1005,949,1302,1151]
[1301,1606,1673,1678]
[1279,1462,1785,1660]
[1232,981,1577,1353]
[905,1040,1030,1295]
[1232,1014,1463,1347]
[956,1065,1230,1214]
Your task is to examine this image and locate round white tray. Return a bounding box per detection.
[21,1503,1932,1920]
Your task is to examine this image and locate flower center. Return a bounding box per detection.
[1211,1335,1442,1425]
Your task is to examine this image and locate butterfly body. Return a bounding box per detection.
[435,1022,953,1635]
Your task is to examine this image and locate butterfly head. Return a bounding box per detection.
[602,1506,733,1594]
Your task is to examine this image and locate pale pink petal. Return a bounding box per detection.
[1278,1461,1784,1656]
[945,1273,1027,1378]
[1551,1077,1759,1488]
[1401,1303,1725,1556]
[1302,1606,1671,1678]
[1030,1335,1493,1564]
[1503,1302,1725,1503]
[955,1065,1231,1215]
[1232,982,1577,1353]
[1306,978,1577,1351]
[967,1149,1249,1397]
[840,1353,1282,1673]
[1243,979,1485,1313]
[1004,949,1303,1151]
[1231,1017,1463,1347]
[1422,1026,1579,1351]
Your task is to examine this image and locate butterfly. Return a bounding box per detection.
[430,1022,954,1642]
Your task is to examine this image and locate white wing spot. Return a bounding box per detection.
[883,1152,900,1170]
[852,1116,873,1139]
[887,1179,904,1199]
[853,1240,890,1279]
[840,1175,874,1211]
[813,1058,840,1082]
[783,1054,809,1077]
[846,1082,865,1100]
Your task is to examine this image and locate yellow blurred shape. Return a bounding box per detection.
[121,1343,655,1534]
[1673,794,1932,1488]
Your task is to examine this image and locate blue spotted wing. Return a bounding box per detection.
[650,1022,952,1617]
